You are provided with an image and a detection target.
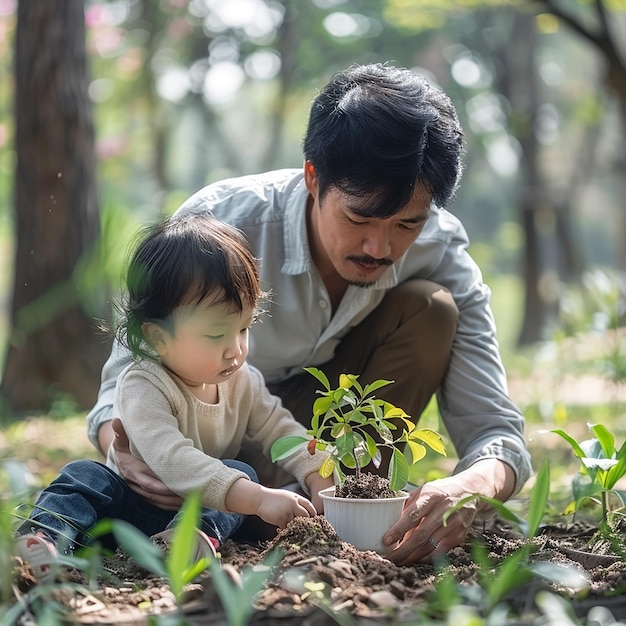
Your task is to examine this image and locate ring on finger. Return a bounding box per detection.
[427,536,439,549]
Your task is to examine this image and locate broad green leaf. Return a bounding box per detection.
[389,448,409,491]
[331,423,351,439]
[410,428,447,456]
[384,406,409,420]
[605,454,626,489]
[270,436,309,462]
[340,452,357,469]
[590,423,615,457]
[304,366,330,391]
[319,456,335,478]
[349,409,367,424]
[313,395,333,416]
[406,440,427,464]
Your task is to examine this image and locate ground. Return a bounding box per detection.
[11,514,626,626]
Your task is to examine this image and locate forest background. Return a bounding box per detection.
[0,0,625,424]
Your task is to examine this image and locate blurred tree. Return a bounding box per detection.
[385,0,624,343]
[1,0,110,418]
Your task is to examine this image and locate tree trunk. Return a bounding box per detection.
[1,0,110,418]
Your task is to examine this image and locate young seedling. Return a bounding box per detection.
[271,368,446,491]
[97,490,210,604]
[550,423,626,521]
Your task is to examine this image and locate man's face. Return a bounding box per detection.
[304,163,431,287]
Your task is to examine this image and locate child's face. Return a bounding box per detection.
[153,297,255,389]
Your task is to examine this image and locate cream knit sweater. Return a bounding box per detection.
[107,360,323,512]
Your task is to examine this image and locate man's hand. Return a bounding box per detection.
[383,459,516,565]
[111,418,183,511]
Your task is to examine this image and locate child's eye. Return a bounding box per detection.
[206,334,224,341]
[239,327,250,335]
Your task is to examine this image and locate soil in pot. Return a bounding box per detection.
[334,473,399,499]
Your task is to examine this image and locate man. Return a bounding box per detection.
[88,62,532,565]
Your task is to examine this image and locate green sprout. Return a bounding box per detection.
[551,423,626,521]
[271,367,446,491]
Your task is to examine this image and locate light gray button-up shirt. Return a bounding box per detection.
[87,169,532,492]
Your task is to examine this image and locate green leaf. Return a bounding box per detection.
[319,456,335,478]
[362,378,394,396]
[304,366,330,391]
[312,395,333,416]
[339,373,354,389]
[340,452,357,469]
[406,440,427,464]
[383,406,409,421]
[410,428,447,456]
[605,454,626,489]
[167,490,203,601]
[527,460,549,539]
[210,550,282,626]
[389,448,409,491]
[270,436,309,462]
[363,431,379,459]
[551,429,587,459]
[332,423,352,439]
[110,520,167,578]
[590,423,616,458]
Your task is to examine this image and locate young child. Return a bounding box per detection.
[15,212,332,582]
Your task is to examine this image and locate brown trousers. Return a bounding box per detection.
[241,279,459,487]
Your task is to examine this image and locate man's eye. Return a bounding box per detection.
[347,215,366,225]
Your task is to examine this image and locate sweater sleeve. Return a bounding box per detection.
[114,367,250,511]
[239,366,326,489]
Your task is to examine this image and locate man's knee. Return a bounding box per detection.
[388,279,458,338]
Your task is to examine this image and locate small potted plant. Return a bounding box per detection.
[271,367,446,553]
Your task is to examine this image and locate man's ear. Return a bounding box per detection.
[142,322,169,356]
[303,160,318,196]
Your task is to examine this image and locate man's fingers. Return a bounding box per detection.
[112,418,130,450]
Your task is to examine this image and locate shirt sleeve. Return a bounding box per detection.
[114,368,250,511]
[86,340,133,451]
[417,210,533,494]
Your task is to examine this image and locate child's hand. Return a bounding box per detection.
[256,488,317,528]
[305,473,334,513]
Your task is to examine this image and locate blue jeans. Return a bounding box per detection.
[17,459,257,552]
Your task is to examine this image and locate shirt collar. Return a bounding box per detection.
[281,176,312,275]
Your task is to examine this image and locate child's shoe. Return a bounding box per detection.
[15,533,58,584]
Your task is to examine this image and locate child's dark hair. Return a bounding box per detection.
[116,211,264,361]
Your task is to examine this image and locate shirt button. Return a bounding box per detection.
[319,299,328,308]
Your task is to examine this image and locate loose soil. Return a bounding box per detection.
[11,514,626,625]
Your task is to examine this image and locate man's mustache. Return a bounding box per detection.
[346,255,393,267]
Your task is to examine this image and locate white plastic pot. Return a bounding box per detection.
[318,486,409,554]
